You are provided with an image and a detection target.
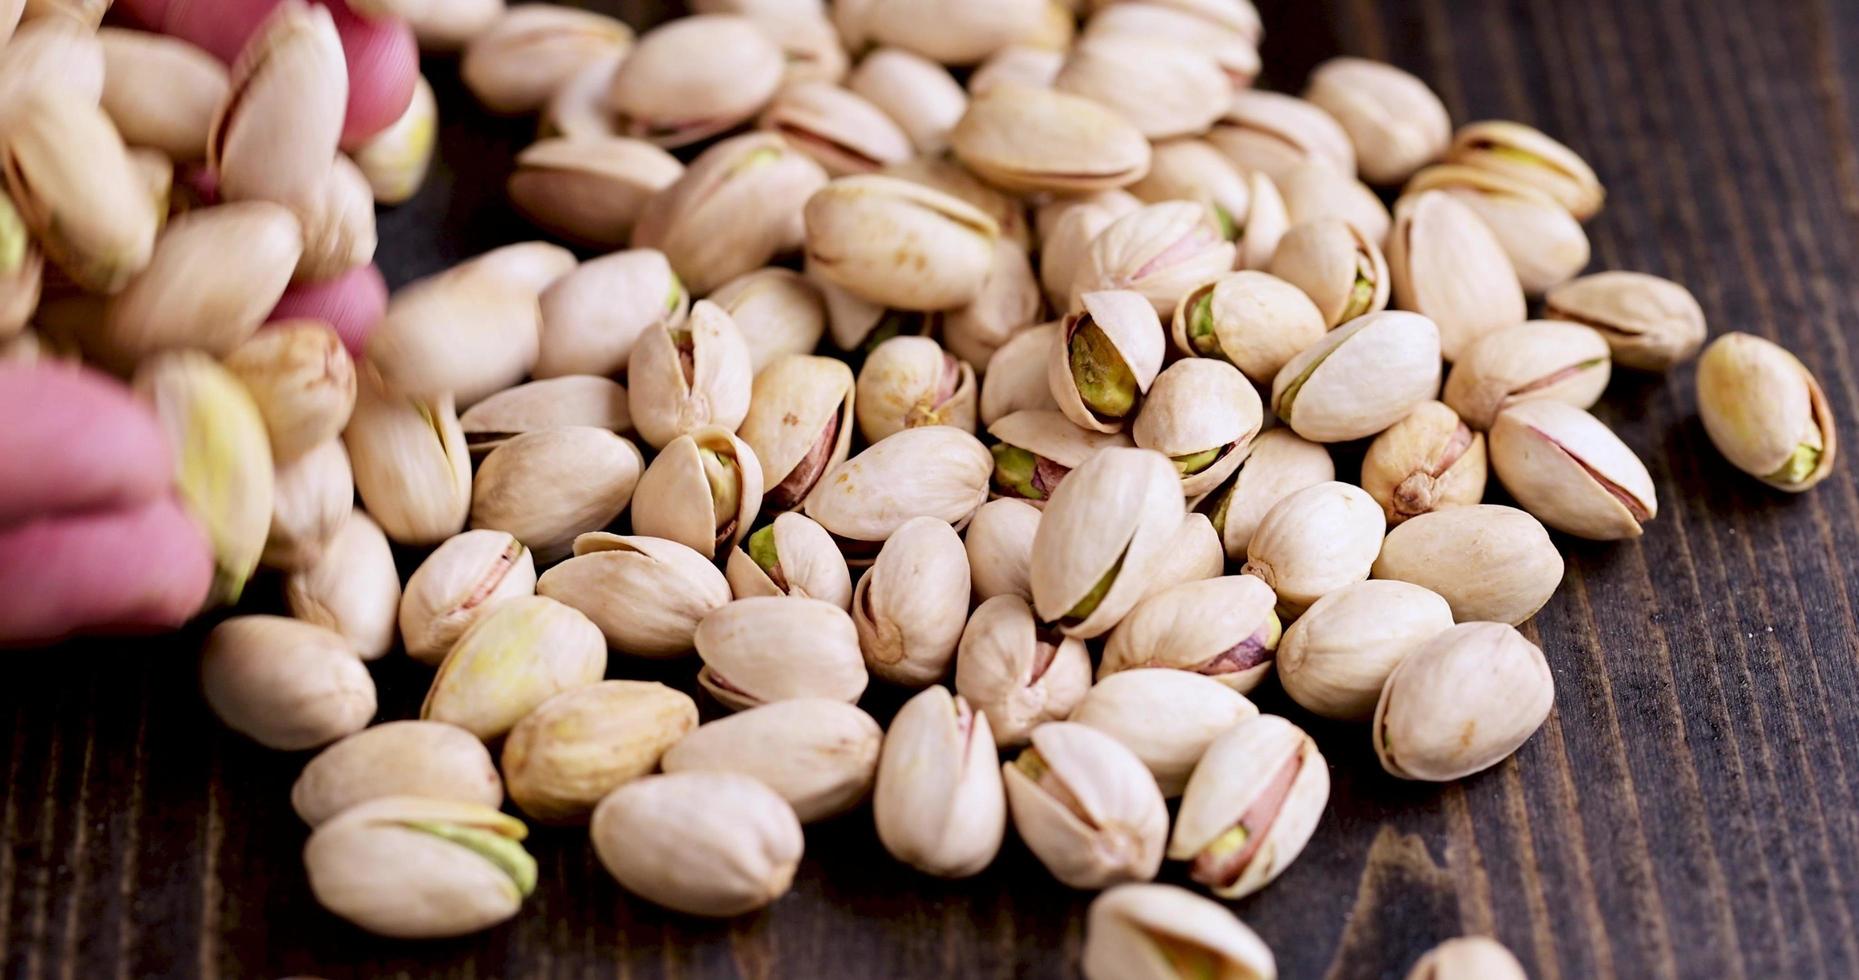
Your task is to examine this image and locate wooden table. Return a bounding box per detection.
[6,0,1859,976]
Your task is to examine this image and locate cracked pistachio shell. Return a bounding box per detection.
[874,686,1007,877]
[854,0,1046,65]
[1039,195,1140,311]
[1697,332,1837,491]
[1489,400,1656,540]
[1386,191,1526,361]
[1029,447,1185,639]
[969,43,1063,97]
[854,517,971,686]
[209,1,346,213]
[955,594,1091,746]
[1277,579,1454,721]
[1270,310,1442,443]
[291,721,502,828]
[740,354,856,510]
[631,427,765,559]
[502,681,698,824]
[1243,481,1385,616]
[1084,883,1277,980]
[1172,271,1324,385]
[759,81,913,177]
[201,615,374,750]
[400,529,537,665]
[965,499,1042,603]
[953,84,1152,195]
[1360,401,1488,526]
[1372,504,1562,625]
[1130,140,1251,238]
[1073,669,1259,797]
[1133,359,1262,497]
[537,249,685,380]
[591,772,803,917]
[1304,57,1450,185]
[459,375,632,455]
[1448,120,1604,221]
[365,263,544,408]
[803,174,1000,311]
[461,5,631,115]
[304,797,534,939]
[1101,575,1281,695]
[607,15,781,148]
[354,74,437,206]
[264,438,352,571]
[1147,512,1227,597]
[848,48,967,156]
[1268,218,1389,329]
[1406,164,1590,296]
[856,336,978,442]
[422,595,607,741]
[1443,321,1611,430]
[470,427,643,563]
[1279,161,1391,246]
[1084,3,1261,89]
[1544,271,1706,372]
[981,322,1061,425]
[627,300,753,450]
[725,512,852,607]
[944,241,1041,370]
[1072,202,1237,318]
[1406,937,1529,980]
[286,510,401,660]
[632,132,829,295]
[225,321,356,464]
[661,698,882,823]
[3,90,157,293]
[344,377,471,546]
[509,138,682,248]
[1169,714,1328,899]
[695,596,868,710]
[988,409,1133,507]
[537,532,731,657]
[1005,721,1168,889]
[0,17,104,110]
[1054,34,1227,140]
[1048,290,1166,435]
[1192,428,1334,559]
[804,426,994,543]
[97,28,228,163]
[883,154,1032,251]
[709,267,827,373]
[1208,90,1355,186]
[1374,622,1553,781]
[540,52,620,140]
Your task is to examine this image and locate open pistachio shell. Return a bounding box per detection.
[952,83,1152,195]
[1029,447,1185,639]
[630,427,765,560]
[1543,271,1706,372]
[883,154,1032,251]
[954,594,1091,747]
[1271,310,1442,443]
[1277,579,1454,721]
[540,52,621,140]
[694,596,868,710]
[1359,400,1487,526]
[758,80,913,177]
[804,174,1000,311]
[739,354,857,510]
[1267,218,1389,329]
[1386,190,1527,361]
[1279,162,1391,247]
[853,517,971,686]
[461,5,631,115]
[1208,90,1354,185]
[1191,428,1335,560]
[225,321,356,465]
[724,512,852,607]
[1442,320,1612,430]
[1133,359,1261,498]
[1171,271,1326,385]
[1695,332,1837,491]
[537,532,732,657]
[1004,721,1168,890]
[661,698,882,823]
[855,335,978,442]
[607,14,783,148]
[509,138,682,247]
[1372,504,1563,626]
[1072,202,1237,318]
[537,249,685,380]
[1038,190,1142,310]
[627,300,753,450]
[1129,140,1251,244]
[459,375,632,455]
[987,409,1132,507]
[1406,164,1590,296]
[1238,171,1290,270]
[1083,883,1277,980]
[1448,120,1605,221]
[803,426,994,544]
[1169,714,1328,899]
[1101,575,1281,695]
[344,376,471,546]
[709,267,828,373]
[264,438,352,572]
[1242,481,1386,617]
[365,261,543,407]
[873,686,1006,877]
[1374,622,1554,781]
[1488,400,1656,540]
[1072,669,1259,797]
[501,680,697,824]
[399,529,537,665]
[1047,290,1166,435]
[469,427,643,563]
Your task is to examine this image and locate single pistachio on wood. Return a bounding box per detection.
[291,721,502,828]
[1047,290,1165,435]
[1406,164,1590,296]
[1375,622,1554,781]
[1170,714,1328,899]
[739,354,856,511]
[1267,218,1389,329]
[536,250,685,380]
[803,426,994,545]
[1053,34,1226,140]
[988,409,1133,507]
[422,595,608,741]
[304,798,535,939]
[855,336,978,442]
[1083,883,1278,980]
[508,137,682,248]
[1543,271,1707,371]
[461,4,631,115]
[1100,575,1281,696]
[1071,201,1237,318]
[591,772,803,917]
[1489,400,1657,540]
[607,15,782,148]
[968,43,1063,97]
[1279,160,1392,247]
[964,499,1041,603]
[263,438,352,572]
[1004,721,1168,890]
[1304,57,1450,185]
[1442,321,1612,431]
[459,375,632,455]
[97,28,228,163]
[1405,937,1530,980]
[695,596,869,710]
[855,0,1047,65]
[631,427,765,559]
[758,81,913,177]
[627,300,753,450]
[944,241,1041,371]
[540,53,621,140]
[1271,310,1442,443]
[208,1,347,220]
[1448,120,1605,221]
[662,698,883,823]
[882,154,1032,251]
[0,192,41,340]
[1207,90,1355,186]
[344,376,471,546]
[1130,140,1251,242]
[981,322,1061,425]
[1073,669,1259,798]
[847,47,968,156]
[1696,332,1837,491]
[201,615,374,750]
[3,90,158,293]
[400,529,537,665]
[1372,504,1563,625]
[1243,481,1386,617]
[286,510,400,660]
[502,681,698,824]
[726,512,853,607]
[1190,428,1335,560]
[1277,579,1454,721]
[1133,359,1262,497]
[873,686,1008,877]
[709,267,827,373]
[1386,190,1527,361]
[470,427,643,563]
[1359,400,1487,526]
[1038,193,1141,310]
[1084,2,1262,90]
[0,17,104,111]
[749,9,849,86]
[854,517,971,686]
[224,319,355,463]
[538,532,732,657]
[952,84,1152,195]
[1171,271,1323,386]
[1029,447,1185,639]
[803,174,1000,311]
[353,74,437,206]
[954,594,1091,746]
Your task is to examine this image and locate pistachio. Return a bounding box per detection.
[873,686,1008,877]
[461,4,631,115]
[1030,447,1185,639]
[813,277,943,353]
[952,84,1152,194]
[1372,504,1564,625]
[1442,321,1613,430]
[1375,622,1555,781]
[1073,669,1259,797]
[695,596,868,710]
[1172,271,1326,385]
[304,798,535,938]
[1279,162,1392,246]
[954,594,1092,746]
[401,0,502,51]
[627,300,754,449]
[1083,883,1277,980]
[1304,57,1450,185]
[1208,90,1355,185]
[97,28,229,163]
[1072,203,1237,318]
[1243,481,1386,616]
[0,17,104,110]
[1359,401,1488,525]
[804,174,1000,311]
[508,138,682,247]
[981,321,1062,425]
[597,772,805,920]
[1696,332,1837,491]
[1267,218,1389,328]
[1386,190,1527,361]
[1543,271,1707,371]
[854,0,1047,65]
[200,616,375,751]
[944,241,1042,370]
[501,681,698,824]
[1448,120,1605,221]
[3,89,158,293]
[470,427,643,563]
[853,517,971,686]
[537,532,733,657]
[1169,714,1329,899]
[1147,512,1228,597]
[1133,359,1262,497]
[291,721,503,828]
[740,354,857,510]
[365,262,545,408]
[536,250,684,380]
[400,529,538,665]
[1101,575,1281,695]
[224,320,356,464]
[803,426,994,544]
[662,699,883,822]
[709,267,828,373]
[759,80,913,177]
[749,10,849,86]
[1406,164,1591,295]
[539,52,621,140]
[1037,193,1139,311]
[0,193,40,339]
[451,240,579,295]
[1003,722,1168,889]
[725,512,853,607]
[288,153,378,282]
[1053,34,1226,140]
[1130,140,1251,242]
[854,336,978,441]
[1190,428,1335,559]
[344,376,472,546]
[209,2,347,222]
[848,48,968,155]
[882,154,1033,251]
[1489,400,1657,540]
[286,510,400,660]
[968,43,1064,97]
[1277,579,1454,721]
[1405,936,1530,980]
[354,74,437,206]
[1048,290,1166,434]
[1271,310,1442,443]
[459,375,632,455]
[607,14,782,147]
[1084,2,1262,90]
[988,409,1133,506]
[631,427,765,559]
[264,438,352,572]
[422,595,608,741]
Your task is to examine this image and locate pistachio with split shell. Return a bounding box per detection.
[1100,575,1281,696]
[709,267,827,373]
[1375,622,1554,781]
[662,699,882,823]
[0,17,104,110]
[209,2,347,219]
[943,241,1041,370]
[695,597,868,710]
[955,595,1091,746]
[803,174,1000,311]
[1191,428,1335,560]
[739,354,856,511]
[854,517,971,686]
[540,53,621,140]
[1207,90,1355,186]
[803,426,994,544]
[988,409,1133,506]
[1386,190,1527,361]
[344,377,471,546]
[591,772,803,917]
[852,0,1047,65]
[1279,162,1392,246]
[365,255,551,406]
[882,154,1032,251]
[400,530,538,665]
[508,138,682,248]
[1271,310,1442,443]
[1048,290,1165,435]
[873,686,1007,877]
[1488,400,1657,540]
[1147,513,1227,597]
[981,322,1062,425]
[286,510,400,660]
[224,320,355,464]
[422,595,608,741]
[607,15,782,148]
[1405,937,1529,980]
[1038,193,1141,310]
[813,277,943,353]
[1071,202,1237,317]
[1267,218,1389,329]
[1406,164,1591,295]
[1543,271,1707,371]
[952,84,1152,195]
[964,499,1041,603]
[848,48,968,155]
[1170,714,1328,899]
[1360,401,1488,526]
[291,721,503,828]
[1304,57,1450,185]
[1696,332,1837,491]
[630,427,764,559]
[759,81,914,177]
[726,512,853,607]
[502,681,698,824]
[968,43,1063,96]
[470,427,643,563]
[1442,321,1612,431]
[304,797,535,939]
[1133,359,1262,497]
[0,193,40,339]
[264,439,352,572]
[536,250,685,380]
[627,300,753,450]
[1237,172,1290,270]
[1073,670,1259,797]
[855,336,978,441]
[1372,504,1563,625]
[97,28,229,163]
[537,533,732,657]
[1054,34,1227,140]
[1004,721,1168,889]
[1448,120,1605,221]
[1172,271,1325,385]
[201,616,374,750]
[3,90,158,293]
[1083,2,1262,90]
[353,74,437,206]
[1277,580,1454,721]
[1129,140,1251,241]
[1243,481,1385,616]
[1083,883,1278,980]
[459,376,632,455]
[1030,447,1185,639]
[461,5,630,115]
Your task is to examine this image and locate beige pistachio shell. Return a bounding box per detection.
[1544,271,1706,371]
[399,529,537,665]
[1449,120,1605,221]
[537,250,685,380]
[1133,358,1262,497]
[461,5,630,115]
[344,378,471,546]
[1359,400,1488,526]
[1406,937,1529,980]
[210,1,347,217]
[1208,90,1354,185]
[1100,575,1281,696]
[968,43,1063,97]
[1169,714,1328,899]
[980,322,1061,425]
[1053,34,1225,140]
[537,532,732,657]
[201,615,375,751]
[353,73,437,206]
[1386,190,1527,361]
[1277,580,1454,721]
[459,375,632,455]
[740,354,857,510]
[1272,310,1442,443]
[1279,162,1391,247]
[224,320,355,464]
[1406,164,1590,295]
[1129,139,1250,238]
[627,300,753,450]
[1243,481,1386,615]
[1048,290,1166,435]
[708,267,826,373]
[402,0,504,53]
[1038,200,1130,313]
[695,596,868,710]
[1696,332,1837,490]
[952,84,1152,195]
[853,517,971,686]
[366,263,547,408]
[954,594,1091,747]
[883,154,1033,251]
[749,9,848,86]
[285,510,400,660]
[0,17,104,109]
[1192,428,1334,560]
[422,595,607,741]
[1375,622,1554,781]
[264,438,352,572]
[1267,218,1389,329]
[1072,202,1236,317]
[1172,271,1326,386]
[944,241,1041,370]
[988,409,1133,506]
[590,771,803,916]
[1083,883,1278,980]
[873,686,1007,877]
[630,427,764,560]
[803,426,994,543]
[1029,447,1185,639]
[1304,57,1449,185]
[468,427,641,563]
[539,52,620,140]
[97,28,228,163]
[607,15,782,148]
[1073,669,1258,798]
[509,138,681,247]
[725,512,852,607]
[470,236,603,288]
[855,336,979,441]
[1084,2,1261,88]
[1442,320,1612,430]
[963,499,1041,603]
[291,721,502,827]
[1146,512,1227,598]
[1004,721,1168,890]
[803,174,999,311]
[661,698,882,823]
[501,681,697,824]
[847,47,967,155]
[1489,400,1656,540]
[4,89,158,293]
[287,152,378,282]
[1372,504,1563,625]
[758,80,913,177]
[1238,171,1290,271]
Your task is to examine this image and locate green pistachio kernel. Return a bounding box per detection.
[664,273,684,314]
[1199,823,1249,862]
[1339,256,1377,323]
[1172,447,1223,476]
[405,821,538,896]
[1769,443,1823,485]
[1485,144,1552,170]
[1203,483,1235,537]
[698,448,739,525]
[1066,552,1125,620]
[990,444,1044,500]
[1013,747,1049,782]
[1150,933,1223,980]
[0,198,26,277]
[1187,289,1226,360]
[1069,320,1138,419]
[1211,203,1238,242]
[747,524,780,573]
[1274,350,1326,422]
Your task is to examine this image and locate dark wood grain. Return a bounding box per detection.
[6,1,1859,977]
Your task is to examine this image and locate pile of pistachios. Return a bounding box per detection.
[3,0,1842,975]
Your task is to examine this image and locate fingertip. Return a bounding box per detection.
[0,498,214,646]
[268,262,389,355]
[326,0,419,147]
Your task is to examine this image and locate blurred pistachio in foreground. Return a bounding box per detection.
[1083,883,1277,980]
